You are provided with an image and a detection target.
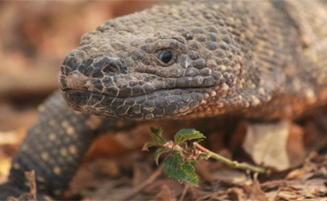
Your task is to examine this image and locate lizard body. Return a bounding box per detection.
[1,0,327,199]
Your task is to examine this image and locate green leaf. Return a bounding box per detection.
[143,128,167,150]
[174,129,206,144]
[181,160,198,185]
[163,150,198,186]
[142,141,163,151]
[150,127,166,144]
[154,148,171,165]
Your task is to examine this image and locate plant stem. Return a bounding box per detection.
[193,142,266,173]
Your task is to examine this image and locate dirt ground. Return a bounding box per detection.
[1,1,327,200]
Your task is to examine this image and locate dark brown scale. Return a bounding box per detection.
[191,59,206,69]
[196,34,207,42]
[205,41,218,50]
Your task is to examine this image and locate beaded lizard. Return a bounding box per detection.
[1,0,327,199]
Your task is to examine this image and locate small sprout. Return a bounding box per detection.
[154,148,171,165]
[142,127,167,151]
[174,129,206,144]
[144,128,266,186]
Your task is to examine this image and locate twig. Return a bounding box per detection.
[120,164,163,201]
[8,170,37,201]
[25,170,37,201]
[178,183,189,201]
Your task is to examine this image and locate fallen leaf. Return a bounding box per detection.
[286,169,308,180]
[249,179,268,201]
[226,187,247,201]
[242,121,291,171]
[287,123,305,168]
[265,191,278,201]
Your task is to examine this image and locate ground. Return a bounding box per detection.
[1,1,327,200]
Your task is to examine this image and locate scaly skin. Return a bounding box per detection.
[59,0,327,120]
[1,0,327,199]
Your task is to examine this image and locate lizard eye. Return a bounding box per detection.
[156,49,175,66]
[158,50,172,63]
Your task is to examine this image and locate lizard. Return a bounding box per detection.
[1,0,327,199]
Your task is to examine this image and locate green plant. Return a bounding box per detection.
[143,128,266,186]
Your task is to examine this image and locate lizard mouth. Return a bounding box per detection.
[62,86,212,119]
[59,70,228,119]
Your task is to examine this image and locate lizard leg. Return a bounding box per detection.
[0,91,101,200]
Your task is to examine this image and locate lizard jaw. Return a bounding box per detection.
[62,87,209,120]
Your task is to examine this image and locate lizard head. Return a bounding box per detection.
[59,3,244,119]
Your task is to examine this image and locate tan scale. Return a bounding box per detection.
[52,166,61,175]
[258,87,266,96]
[48,133,57,142]
[59,148,68,158]
[305,89,317,104]
[68,145,77,155]
[40,152,50,162]
[61,120,76,136]
[48,120,56,127]
[34,128,41,134]
[84,116,103,130]
[43,196,53,201]
[12,162,20,170]
[20,145,29,152]
[251,95,261,107]
[36,176,46,183]
[37,105,45,113]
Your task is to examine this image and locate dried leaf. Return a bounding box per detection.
[226,187,247,201]
[242,121,291,171]
[249,179,268,201]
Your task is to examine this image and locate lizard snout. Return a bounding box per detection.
[61,49,128,79]
[97,57,128,75]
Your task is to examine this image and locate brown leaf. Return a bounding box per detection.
[155,185,177,201]
[249,179,268,201]
[226,187,247,201]
[286,123,305,168]
[242,121,291,171]
[286,169,308,180]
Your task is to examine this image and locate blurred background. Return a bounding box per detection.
[0,1,155,131]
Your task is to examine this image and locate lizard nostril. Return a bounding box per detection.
[103,62,120,74]
[102,59,127,74]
